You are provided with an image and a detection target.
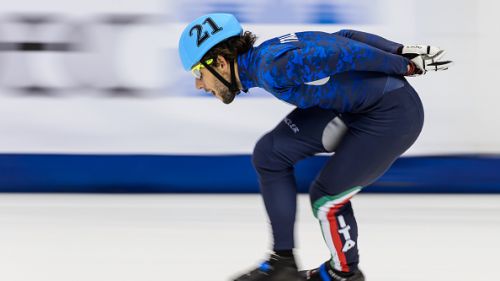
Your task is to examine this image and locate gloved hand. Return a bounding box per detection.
[399,45,443,58]
[407,55,453,76]
[400,45,453,76]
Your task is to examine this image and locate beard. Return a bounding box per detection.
[213,78,237,104]
[221,90,236,104]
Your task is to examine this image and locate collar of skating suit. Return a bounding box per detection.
[236,48,258,93]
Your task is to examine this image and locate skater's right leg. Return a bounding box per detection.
[232,107,346,281]
[252,107,345,252]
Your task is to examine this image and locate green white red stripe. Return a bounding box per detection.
[313,186,361,272]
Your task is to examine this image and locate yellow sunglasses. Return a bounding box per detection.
[191,58,214,79]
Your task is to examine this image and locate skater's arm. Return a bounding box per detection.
[333,29,403,54]
[267,36,411,87]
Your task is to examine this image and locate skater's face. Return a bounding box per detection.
[194,56,238,104]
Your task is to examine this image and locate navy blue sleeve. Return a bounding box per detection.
[267,32,410,87]
[334,29,403,54]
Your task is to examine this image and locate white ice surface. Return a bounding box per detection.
[0,194,498,281]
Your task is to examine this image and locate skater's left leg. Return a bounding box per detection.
[306,83,424,280]
[309,130,407,273]
[306,128,420,280]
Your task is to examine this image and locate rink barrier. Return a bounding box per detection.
[0,154,499,193]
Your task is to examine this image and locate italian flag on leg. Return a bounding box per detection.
[313,186,362,272]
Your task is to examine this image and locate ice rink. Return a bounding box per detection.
[0,194,498,281]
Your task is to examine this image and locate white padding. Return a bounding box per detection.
[322,117,347,152]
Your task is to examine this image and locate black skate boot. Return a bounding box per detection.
[233,253,304,281]
[301,261,364,281]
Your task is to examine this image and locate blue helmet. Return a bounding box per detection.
[178,13,243,71]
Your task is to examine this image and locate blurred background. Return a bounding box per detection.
[0,1,499,281]
[0,0,498,193]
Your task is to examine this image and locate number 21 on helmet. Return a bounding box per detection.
[178,13,243,72]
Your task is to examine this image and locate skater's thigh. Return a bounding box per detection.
[311,128,417,197]
[260,106,347,158]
